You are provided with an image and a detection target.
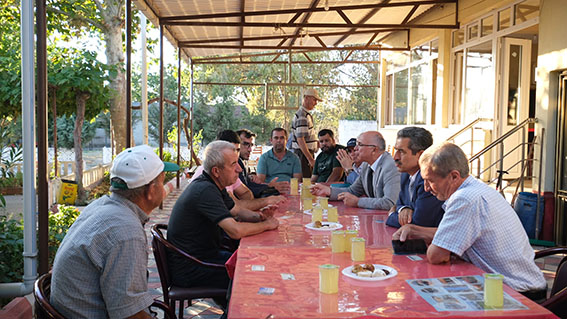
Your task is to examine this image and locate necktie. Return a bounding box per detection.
[409,177,416,202]
[367,168,374,198]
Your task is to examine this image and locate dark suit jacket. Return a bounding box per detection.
[386,171,445,228]
[238,158,268,198]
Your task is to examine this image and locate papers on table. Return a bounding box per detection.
[407,275,528,312]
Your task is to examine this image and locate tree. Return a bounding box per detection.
[48,47,113,203]
[0,1,23,118]
[46,0,135,154]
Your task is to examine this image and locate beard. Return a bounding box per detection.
[322,145,334,153]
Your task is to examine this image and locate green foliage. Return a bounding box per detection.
[88,172,110,200]
[0,214,23,283]
[48,115,97,148]
[48,205,81,266]
[148,102,180,145]
[0,144,22,179]
[0,2,22,117]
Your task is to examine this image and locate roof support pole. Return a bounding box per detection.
[126,0,132,147]
[176,48,181,188]
[159,23,164,208]
[141,14,149,145]
[36,0,49,276]
[190,61,194,166]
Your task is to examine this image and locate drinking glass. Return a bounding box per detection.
[319,197,328,209]
[290,178,298,195]
[331,230,345,253]
[312,207,323,223]
[484,273,504,308]
[303,198,312,210]
[319,264,339,294]
[351,237,366,261]
[327,207,338,223]
[344,230,358,252]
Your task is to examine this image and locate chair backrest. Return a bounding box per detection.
[34,272,65,319]
[551,255,567,297]
[150,224,174,304]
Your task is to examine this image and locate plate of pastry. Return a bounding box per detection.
[304,221,342,231]
[342,264,397,281]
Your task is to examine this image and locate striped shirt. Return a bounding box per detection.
[291,107,318,152]
[432,176,546,292]
[50,193,154,318]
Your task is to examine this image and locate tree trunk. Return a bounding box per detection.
[74,92,90,204]
[103,8,126,155]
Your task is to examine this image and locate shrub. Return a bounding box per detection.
[48,205,81,266]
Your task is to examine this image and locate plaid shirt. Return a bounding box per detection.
[291,107,318,152]
[50,193,154,318]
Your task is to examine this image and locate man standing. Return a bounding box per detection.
[311,131,400,210]
[51,145,179,318]
[311,129,344,183]
[291,88,321,178]
[393,143,546,299]
[255,128,302,183]
[386,127,444,228]
[168,141,279,307]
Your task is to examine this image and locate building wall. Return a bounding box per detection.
[535,0,567,192]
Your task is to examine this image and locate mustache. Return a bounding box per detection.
[394,159,401,165]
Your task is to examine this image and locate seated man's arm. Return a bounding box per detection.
[310,174,319,183]
[231,193,286,211]
[232,183,254,200]
[325,167,344,183]
[253,173,267,183]
[427,244,451,264]
[393,224,445,263]
[218,216,279,240]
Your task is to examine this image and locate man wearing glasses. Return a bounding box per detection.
[311,131,400,210]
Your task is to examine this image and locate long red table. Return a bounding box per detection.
[228,195,557,319]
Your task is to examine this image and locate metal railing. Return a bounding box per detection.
[469,118,539,194]
[446,118,493,159]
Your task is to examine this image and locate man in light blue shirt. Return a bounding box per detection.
[255,128,302,183]
[393,142,546,299]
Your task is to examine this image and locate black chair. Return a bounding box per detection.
[150,224,228,318]
[535,247,567,318]
[34,272,176,319]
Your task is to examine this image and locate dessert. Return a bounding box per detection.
[351,264,391,278]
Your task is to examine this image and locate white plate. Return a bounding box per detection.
[314,203,334,208]
[303,208,328,215]
[341,264,398,281]
[305,222,343,231]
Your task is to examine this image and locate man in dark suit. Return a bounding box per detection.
[311,131,400,210]
[386,127,444,228]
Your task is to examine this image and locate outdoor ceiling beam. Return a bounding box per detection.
[179,44,408,51]
[365,33,380,47]
[302,52,313,62]
[401,5,419,24]
[179,28,400,45]
[289,0,319,47]
[192,60,383,65]
[239,0,245,53]
[342,50,354,62]
[333,0,388,47]
[165,21,458,29]
[337,10,353,25]
[160,0,457,21]
[313,35,327,48]
[288,12,302,24]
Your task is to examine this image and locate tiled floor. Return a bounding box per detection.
[146,177,564,318]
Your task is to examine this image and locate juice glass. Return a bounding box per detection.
[318,197,329,209]
[344,230,358,252]
[303,178,311,187]
[351,237,366,261]
[319,264,339,294]
[290,178,298,195]
[331,230,345,253]
[312,207,323,223]
[303,198,313,210]
[327,207,338,223]
[484,273,504,308]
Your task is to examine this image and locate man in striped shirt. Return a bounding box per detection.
[291,88,321,178]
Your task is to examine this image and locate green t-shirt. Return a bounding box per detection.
[312,145,344,182]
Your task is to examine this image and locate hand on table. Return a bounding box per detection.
[310,183,330,197]
[392,224,415,242]
[264,216,279,230]
[337,192,359,207]
[250,174,263,184]
[336,148,354,170]
[259,204,279,218]
[266,195,287,205]
[398,207,414,226]
[268,178,290,193]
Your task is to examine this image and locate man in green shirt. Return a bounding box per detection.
[311,129,344,183]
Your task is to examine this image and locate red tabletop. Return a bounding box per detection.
[228,247,556,319]
[240,196,394,249]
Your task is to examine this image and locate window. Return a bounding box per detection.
[385,39,438,125]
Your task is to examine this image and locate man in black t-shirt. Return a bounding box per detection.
[167,141,279,308]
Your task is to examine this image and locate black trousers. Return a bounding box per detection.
[294,149,314,178]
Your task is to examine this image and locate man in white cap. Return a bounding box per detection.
[291,87,322,178]
[51,145,179,319]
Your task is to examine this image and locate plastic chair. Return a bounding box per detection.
[150,224,227,318]
[34,272,176,318]
[535,247,567,318]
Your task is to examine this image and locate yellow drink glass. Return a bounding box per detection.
[344,230,358,252]
[327,207,338,223]
[312,207,323,223]
[319,197,329,209]
[303,198,312,210]
[484,273,504,308]
[303,178,311,187]
[290,178,298,195]
[319,264,339,294]
[351,237,366,261]
[331,230,345,253]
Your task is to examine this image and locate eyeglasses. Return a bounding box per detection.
[242,141,254,148]
[356,142,378,148]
